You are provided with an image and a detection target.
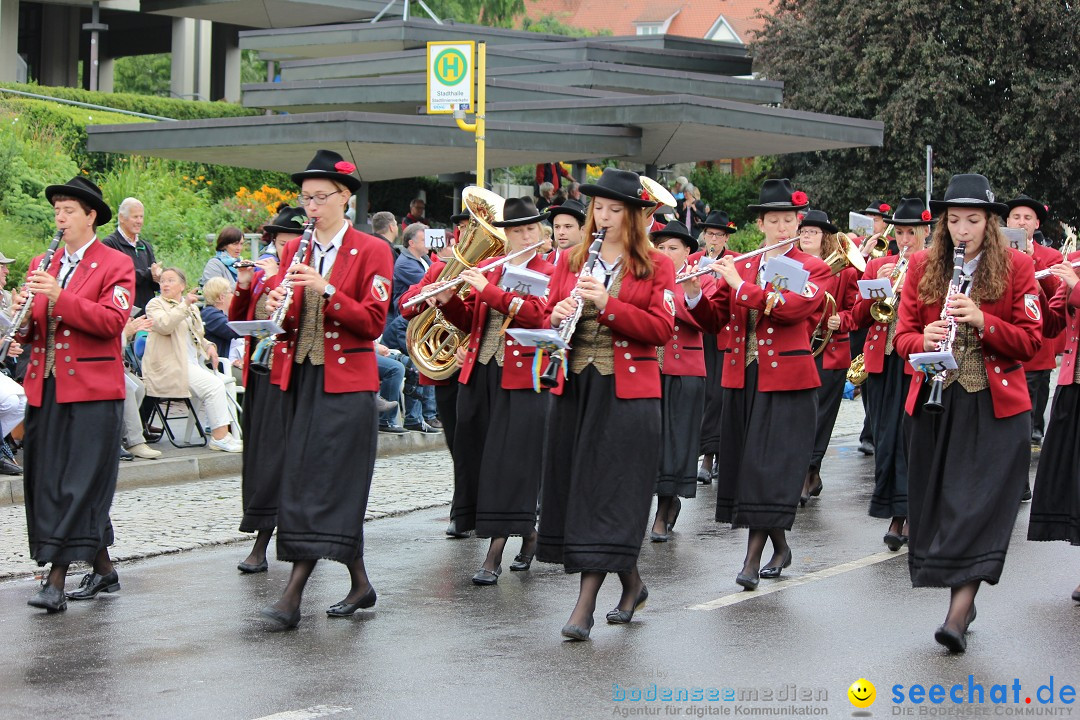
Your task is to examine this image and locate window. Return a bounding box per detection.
[706,15,741,43]
[636,24,662,35]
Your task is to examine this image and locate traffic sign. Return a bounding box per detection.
[427,41,474,114]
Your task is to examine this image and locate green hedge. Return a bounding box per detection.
[0,82,259,121]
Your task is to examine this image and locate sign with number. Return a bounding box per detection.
[427,41,474,114]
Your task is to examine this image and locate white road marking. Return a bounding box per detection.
[689,548,908,610]
[250,705,353,720]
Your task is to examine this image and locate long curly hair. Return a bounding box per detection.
[799,231,841,261]
[568,201,655,279]
[917,211,1009,304]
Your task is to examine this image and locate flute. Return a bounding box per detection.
[401,240,545,309]
[674,237,800,283]
[1034,260,1080,280]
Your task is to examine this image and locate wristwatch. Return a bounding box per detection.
[322,284,336,300]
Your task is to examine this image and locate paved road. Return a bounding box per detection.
[1,399,1077,720]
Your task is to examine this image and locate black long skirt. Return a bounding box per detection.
[809,354,846,469]
[657,374,704,498]
[865,351,909,519]
[1028,384,1080,545]
[907,384,1030,587]
[715,361,817,530]
[434,381,459,456]
[699,340,725,456]
[24,379,122,566]
[239,370,288,533]
[452,361,548,538]
[275,362,378,564]
[536,367,661,573]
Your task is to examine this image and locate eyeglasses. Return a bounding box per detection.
[298,191,342,206]
[703,230,729,239]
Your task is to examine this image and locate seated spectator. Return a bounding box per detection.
[535,182,556,211]
[0,371,26,474]
[200,225,244,289]
[143,268,242,453]
[377,342,407,433]
[121,316,162,459]
[200,277,240,361]
[540,223,554,254]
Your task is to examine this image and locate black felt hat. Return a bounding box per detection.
[700,210,737,232]
[579,168,656,208]
[263,206,309,235]
[45,176,112,227]
[491,197,547,227]
[885,197,934,226]
[291,149,361,193]
[1005,194,1049,225]
[798,209,839,234]
[929,174,1009,217]
[546,198,586,224]
[747,179,810,213]
[450,211,471,225]
[650,220,698,252]
[862,200,893,217]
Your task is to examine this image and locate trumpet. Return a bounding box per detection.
[0,229,63,362]
[402,241,544,309]
[924,241,967,414]
[1034,260,1080,280]
[249,221,314,375]
[847,353,868,385]
[674,237,801,284]
[862,225,894,259]
[869,246,910,323]
[538,230,605,388]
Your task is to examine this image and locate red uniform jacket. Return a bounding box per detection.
[438,254,555,390]
[809,265,859,371]
[894,249,1042,419]
[690,246,830,391]
[687,248,736,352]
[266,226,394,393]
[398,258,452,387]
[543,249,676,399]
[661,270,713,377]
[1044,251,1080,387]
[19,239,134,406]
[1026,242,1064,371]
[229,271,272,387]
[838,255,909,376]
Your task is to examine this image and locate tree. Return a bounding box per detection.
[426,0,525,28]
[520,14,612,37]
[752,0,1080,229]
[114,54,171,96]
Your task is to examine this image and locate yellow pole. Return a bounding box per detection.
[476,42,486,188]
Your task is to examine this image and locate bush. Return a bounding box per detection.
[0,82,260,121]
[689,158,776,230]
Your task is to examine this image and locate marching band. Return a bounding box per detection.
[14,154,1080,656]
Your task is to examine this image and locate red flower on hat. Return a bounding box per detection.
[797,212,806,221]
[334,161,356,174]
[921,210,932,221]
[639,188,652,202]
[879,203,891,213]
[1044,204,1050,211]
[791,191,809,206]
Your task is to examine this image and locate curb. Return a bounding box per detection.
[0,430,448,507]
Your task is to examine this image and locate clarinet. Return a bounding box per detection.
[538,229,606,388]
[924,241,968,414]
[0,229,64,363]
[249,222,314,375]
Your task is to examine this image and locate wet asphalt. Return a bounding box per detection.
[1,440,1078,720]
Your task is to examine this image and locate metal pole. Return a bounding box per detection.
[476,42,486,189]
[82,2,108,92]
[926,145,933,208]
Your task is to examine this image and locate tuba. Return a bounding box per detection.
[405,186,507,381]
[810,291,836,358]
[639,176,678,219]
[824,232,867,274]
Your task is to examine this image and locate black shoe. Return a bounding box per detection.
[807,470,823,499]
[606,585,648,624]
[697,467,712,485]
[119,447,134,462]
[259,605,301,630]
[472,566,502,585]
[0,458,22,475]
[666,497,682,532]
[711,464,719,481]
[66,570,120,600]
[1021,482,1032,502]
[237,560,268,574]
[884,532,907,552]
[1072,588,1080,603]
[858,440,875,456]
[649,531,670,543]
[1032,429,1044,447]
[934,624,966,653]
[144,431,164,444]
[561,616,594,641]
[28,584,67,613]
[759,549,792,579]
[445,521,470,539]
[405,421,440,434]
[326,587,377,616]
[509,554,533,572]
[378,422,407,434]
[736,571,759,591]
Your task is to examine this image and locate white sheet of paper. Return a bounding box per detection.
[762,255,809,296]
[849,212,874,237]
[909,351,958,375]
[500,264,550,297]
[0,312,12,332]
[227,320,284,337]
[424,228,447,249]
[857,278,893,300]
[505,328,569,350]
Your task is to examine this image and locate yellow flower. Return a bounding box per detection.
[182,176,189,181]
[197,175,205,180]
[206,181,212,185]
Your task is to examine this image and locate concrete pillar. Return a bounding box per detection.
[171,18,195,99]
[572,162,588,184]
[211,24,241,102]
[98,56,114,93]
[39,5,80,87]
[353,182,371,232]
[0,0,18,83]
[195,19,211,101]
[223,35,241,102]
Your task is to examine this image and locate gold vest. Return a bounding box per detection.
[294,286,326,366]
[44,301,59,378]
[477,308,508,367]
[568,270,624,376]
[745,309,760,368]
[944,323,989,393]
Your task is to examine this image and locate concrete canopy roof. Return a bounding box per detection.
[86,112,641,181]
[141,0,386,28]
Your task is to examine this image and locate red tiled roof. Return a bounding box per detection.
[522,0,774,43]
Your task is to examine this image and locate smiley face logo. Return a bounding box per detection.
[848,678,876,709]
